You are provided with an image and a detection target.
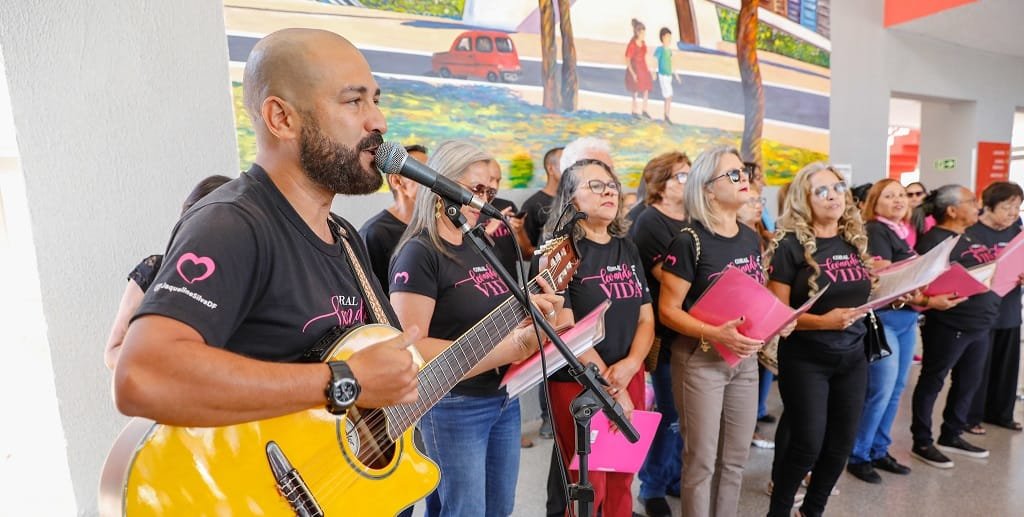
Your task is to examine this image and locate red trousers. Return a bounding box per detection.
[547,369,645,517]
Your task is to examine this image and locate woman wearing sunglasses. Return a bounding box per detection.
[765,163,874,517]
[540,158,654,516]
[389,140,565,517]
[658,146,769,517]
[628,151,690,516]
[905,181,934,247]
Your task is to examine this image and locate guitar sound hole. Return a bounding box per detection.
[345,408,397,470]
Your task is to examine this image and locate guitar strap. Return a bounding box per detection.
[328,216,392,326]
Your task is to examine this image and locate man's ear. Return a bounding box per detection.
[261,96,303,141]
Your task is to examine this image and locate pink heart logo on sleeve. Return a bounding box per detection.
[176,252,217,284]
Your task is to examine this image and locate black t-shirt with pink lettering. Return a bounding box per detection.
[965,222,1021,328]
[135,165,394,362]
[661,221,765,311]
[548,237,651,382]
[389,234,514,396]
[629,207,687,331]
[916,227,1001,331]
[770,233,871,350]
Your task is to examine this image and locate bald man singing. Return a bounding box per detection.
[114,29,422,428]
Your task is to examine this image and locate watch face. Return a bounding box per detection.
[334,378,359,405]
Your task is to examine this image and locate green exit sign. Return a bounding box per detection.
[934,158,956,170]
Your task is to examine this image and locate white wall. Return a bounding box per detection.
[917,99,976,188]
[0,1,238,514]
[830,0,1024,185]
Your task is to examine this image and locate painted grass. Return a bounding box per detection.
[232,78,825,188]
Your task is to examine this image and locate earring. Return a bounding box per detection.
[434,198,443,219]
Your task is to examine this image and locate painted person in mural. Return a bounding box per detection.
[625,18,653,119]
[654,27,682,125]
[388,139,565,517]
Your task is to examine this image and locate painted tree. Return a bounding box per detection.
[737,0,764,168]
[556,0,578,111]
[674,0,698,45]
[538,0,560,110]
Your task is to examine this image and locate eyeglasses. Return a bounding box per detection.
[460,183,498,201]
[674,171,689,184]
[706,168,746,185]
[812,181,849,199]
[586,179,620,194]
[906,191,926,198]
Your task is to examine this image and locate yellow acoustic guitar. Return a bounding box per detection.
[99,236,579,516]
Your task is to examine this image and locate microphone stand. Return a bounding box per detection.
[440,199,638,517]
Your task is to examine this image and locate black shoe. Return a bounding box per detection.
[641,496,672,517]
[936,435,989,458]
[911,444,954,469]
[872,454,911,475]
[846,462,882,484]
[758,413,777,424]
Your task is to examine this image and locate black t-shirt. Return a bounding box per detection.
[135,165,396,362]
[916,227,1001,331]
[483,197,522,277]
[629,207,687,334]
[128,254,163,292]
[769,233,871,350]
[546,237,651,381]
[662,221,765,311]
[965,222,1022,328]
[389,234,514,396]
[521,190,554,246]
[359,209,407,295]
[626,202,647,223]
[866,220,916,263]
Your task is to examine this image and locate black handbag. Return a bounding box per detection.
[864,309,892,363]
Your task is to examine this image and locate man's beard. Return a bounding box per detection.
[299,119,383,195]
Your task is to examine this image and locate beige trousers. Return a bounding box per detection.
[671,339,759,517]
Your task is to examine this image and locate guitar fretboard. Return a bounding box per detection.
[383,270,553,435]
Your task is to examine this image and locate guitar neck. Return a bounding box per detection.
[384,270,553,433]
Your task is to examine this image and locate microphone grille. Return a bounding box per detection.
[374,141,407,175]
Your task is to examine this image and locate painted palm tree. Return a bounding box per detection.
[674,0,698,45]
[557,0,578,112]
[737,0,764,168]
[538,0,560,110]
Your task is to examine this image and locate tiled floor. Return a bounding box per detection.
[414,364,1024,516]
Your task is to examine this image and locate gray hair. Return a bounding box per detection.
[541,159,630,242]
[922,184,968,224]
[684,145,742,234]
[395,140,493,262]
[560,136,613,173]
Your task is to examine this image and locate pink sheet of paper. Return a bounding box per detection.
[991,231,1024,297]
[568,410,661,473]
[922,262,990,299]
[688,266,827,367]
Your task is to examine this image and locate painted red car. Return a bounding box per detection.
[431,30,521,83]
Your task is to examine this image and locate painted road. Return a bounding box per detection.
[228,35,828,129]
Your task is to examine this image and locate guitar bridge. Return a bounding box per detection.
[266,441,325,517]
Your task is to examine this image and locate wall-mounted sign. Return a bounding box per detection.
[933,158,956,170]
[975,141,1011,194]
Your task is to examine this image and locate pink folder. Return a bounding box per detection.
[922,262,990,299]
[568,410,661,473]
[991,231,1024,297]
[688,265,827,367]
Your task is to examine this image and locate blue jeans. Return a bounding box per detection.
[638,355,683,500]
[849,309,918,464]
[421,392,521,517]
[758,364,774,419]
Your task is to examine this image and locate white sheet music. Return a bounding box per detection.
[860,235,959,310]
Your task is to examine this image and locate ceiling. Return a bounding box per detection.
[891,0,1024,59]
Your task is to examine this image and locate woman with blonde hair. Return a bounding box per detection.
[658,145,771,516]
[540,157,654,516]
[765,163,874,517]
[389,139,564,517]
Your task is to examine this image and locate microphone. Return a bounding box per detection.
[375,141,506,221]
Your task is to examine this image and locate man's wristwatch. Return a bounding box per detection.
[325,361,361,415]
